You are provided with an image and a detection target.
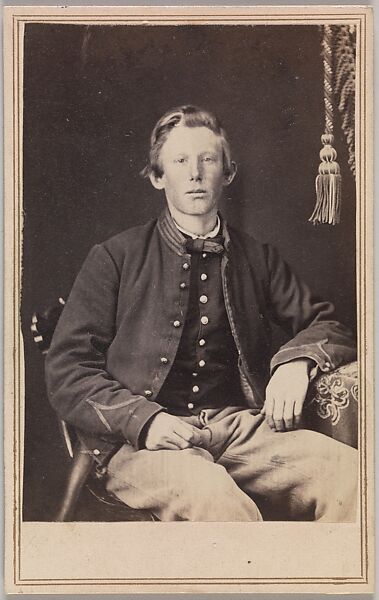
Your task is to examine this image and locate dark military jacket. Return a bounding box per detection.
[45,209,356,459]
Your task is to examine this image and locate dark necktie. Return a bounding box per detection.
[184,235,225,255]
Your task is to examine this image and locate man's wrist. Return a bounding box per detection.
[295,357,315,372]
[278,358,316,378]
[137,411,163,449]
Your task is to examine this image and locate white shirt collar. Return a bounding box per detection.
[175,215,221,239]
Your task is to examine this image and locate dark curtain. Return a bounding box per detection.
[22,24,356,520]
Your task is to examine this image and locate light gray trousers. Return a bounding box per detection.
[106,406,358,522]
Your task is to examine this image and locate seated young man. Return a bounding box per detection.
[46,105,357,522]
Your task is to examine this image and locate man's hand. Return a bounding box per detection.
[261,359,313,432]
[144,412,204,450]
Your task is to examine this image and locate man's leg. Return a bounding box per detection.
[203,408,358,521]
[105,443,262,522]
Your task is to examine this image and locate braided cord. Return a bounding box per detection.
[335,25,356,176]
[322,25,334,134]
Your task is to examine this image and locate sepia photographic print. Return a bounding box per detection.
[4,5,374,594]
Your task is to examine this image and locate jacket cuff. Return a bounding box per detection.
[270,341,334,377]
[123,400,165,449]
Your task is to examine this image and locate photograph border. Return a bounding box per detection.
[3,5,374,594]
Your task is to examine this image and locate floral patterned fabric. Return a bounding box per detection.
[304,361,358,449]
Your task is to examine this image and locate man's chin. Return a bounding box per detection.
[180,200,217,216]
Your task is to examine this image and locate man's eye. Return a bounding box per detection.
[202,157,215,162]
[175,158,186,164]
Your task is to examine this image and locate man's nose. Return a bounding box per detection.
[189,159,202,181]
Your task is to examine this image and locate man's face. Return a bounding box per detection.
[150,125,231,218]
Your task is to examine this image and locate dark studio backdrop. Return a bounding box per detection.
[21,24,357,521]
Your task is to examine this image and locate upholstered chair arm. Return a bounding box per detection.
[303,361,358,449]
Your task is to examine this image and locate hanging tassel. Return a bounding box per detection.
[310,133,342,225]
[309,25,342,225]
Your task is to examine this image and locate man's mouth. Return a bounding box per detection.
[186,189,207,195]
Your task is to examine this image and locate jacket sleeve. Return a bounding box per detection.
[45,244,164,449]
[263,244,357,375]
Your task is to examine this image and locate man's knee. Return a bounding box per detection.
[107,446,261,521]
[286,430,358,521]
[160,449,261,521]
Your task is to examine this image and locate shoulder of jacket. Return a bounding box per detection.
[226,225,279,283]
[227,224,267,254]
[97,218,158,257]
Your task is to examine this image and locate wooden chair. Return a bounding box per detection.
[31,299,155,522]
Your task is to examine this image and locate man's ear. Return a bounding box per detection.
[223,161,237,187]
[149,172,165,190]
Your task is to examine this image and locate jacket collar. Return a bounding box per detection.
[157,207,230,256]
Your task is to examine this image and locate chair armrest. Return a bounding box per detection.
[303,361,358,448]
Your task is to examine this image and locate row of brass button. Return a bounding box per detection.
[144,258,210,405]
